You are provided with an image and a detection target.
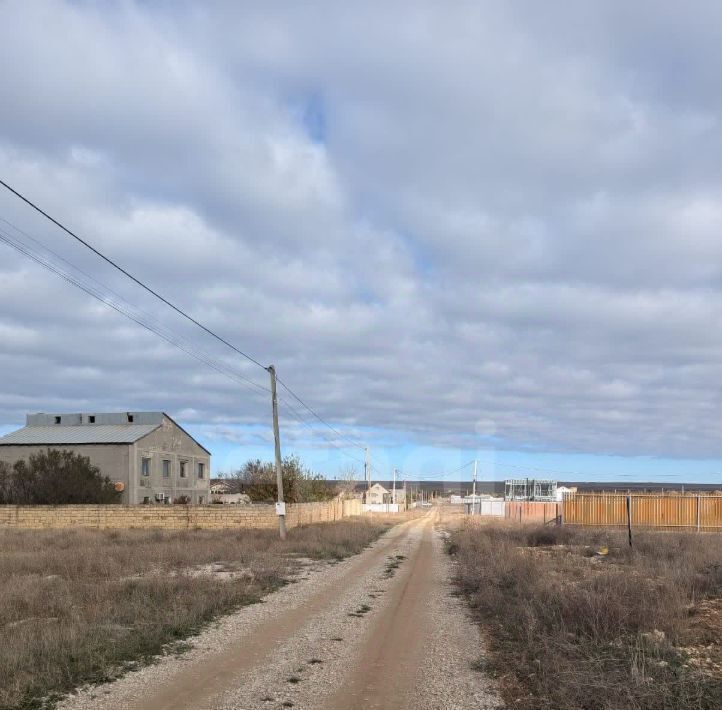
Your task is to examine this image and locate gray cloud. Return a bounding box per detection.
[2,1,722,460]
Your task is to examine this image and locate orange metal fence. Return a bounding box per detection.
[563,494,722,531]
[505,501,561,524]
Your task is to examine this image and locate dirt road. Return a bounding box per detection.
[59,511,499,710]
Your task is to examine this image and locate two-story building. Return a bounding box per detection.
[0,411,211,504]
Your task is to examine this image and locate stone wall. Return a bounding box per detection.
[0,498,364,530]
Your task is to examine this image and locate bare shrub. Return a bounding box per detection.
[450,522,722,709]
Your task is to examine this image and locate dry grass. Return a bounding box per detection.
[0,516,395,710]
[449,521,722,710]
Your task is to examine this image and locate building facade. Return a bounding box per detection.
[361,482,406,505]
[0,412,210,505]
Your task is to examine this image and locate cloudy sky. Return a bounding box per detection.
[2,1,722,482]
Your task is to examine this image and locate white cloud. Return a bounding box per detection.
[3,1,722,460]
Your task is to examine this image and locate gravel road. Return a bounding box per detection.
[58,511,500,710]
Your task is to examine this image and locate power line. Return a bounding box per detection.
[277,396,368,467]
[1,223,377,467]
[441,460,476,477]
[0,224,271,396]
[1,179,369,458]
[275,375,367,451]
[1,217,370,465]
[0,178,267,371]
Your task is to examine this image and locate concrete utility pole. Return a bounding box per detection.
[472,459,478,515]
[267,365,286,540]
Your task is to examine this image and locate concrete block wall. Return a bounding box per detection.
[0,498,364,530]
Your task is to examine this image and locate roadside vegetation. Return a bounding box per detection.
[0,517,397,710]
[219,455,341,503]
[449,522,722,710]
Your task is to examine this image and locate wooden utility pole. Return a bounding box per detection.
[392,467,397,506]
[267,365,286,540]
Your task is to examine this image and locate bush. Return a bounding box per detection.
[222,455,336,503]
[0,449,121,504]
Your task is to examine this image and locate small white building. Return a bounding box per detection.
[556,485,577,501]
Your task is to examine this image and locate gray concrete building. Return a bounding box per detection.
[0,412,211,504]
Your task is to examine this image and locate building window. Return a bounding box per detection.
[143,496,150,504]
[54,416,61,424]
[179,460,187,478]
[89,415,95,423]
[197,462,205,479]
[141,458,151,477]
[162,459,171,478]
[199,496,205,505]
[127,414,134,423]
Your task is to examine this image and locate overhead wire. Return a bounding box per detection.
[0,179,368,456]
[1,222,376,467]
[276,395,368,468]
[275,375,367,452]
[0,222,271,396]
[0,217,363,463]
[0,178,268,370]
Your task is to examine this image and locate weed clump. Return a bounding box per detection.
[449,522,722,709]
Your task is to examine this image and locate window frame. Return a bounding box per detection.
[162,459,171,478]
[141,457,151,477]
[179,460,187,478]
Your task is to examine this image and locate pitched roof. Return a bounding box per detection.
[0,423,160,445]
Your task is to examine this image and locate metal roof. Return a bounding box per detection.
[0,423,160,446]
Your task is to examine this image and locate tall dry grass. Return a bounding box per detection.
[0,517,394,710]
[449,522,722,710]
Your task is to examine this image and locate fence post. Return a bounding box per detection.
[696,495,701,532]
[626,495,633,548]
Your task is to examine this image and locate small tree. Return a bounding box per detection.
[0,449,121,504]
[334,464,360,498]
[230,455,335,503]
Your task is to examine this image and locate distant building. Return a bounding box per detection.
[364,482,407,505]
[0,412,210,505]
[504,479,558,502]
[208,480,251,505]
[210,480,232,495]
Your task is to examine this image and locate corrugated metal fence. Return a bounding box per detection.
[563,493,722,531]
[505,500,561,523]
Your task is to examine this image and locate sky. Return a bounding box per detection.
[2,1,722,484]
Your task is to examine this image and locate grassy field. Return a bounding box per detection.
[449,521,722,710]
[0,516,398,710]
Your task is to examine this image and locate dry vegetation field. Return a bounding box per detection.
[0,516,397,710]
[449,522,722,710]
